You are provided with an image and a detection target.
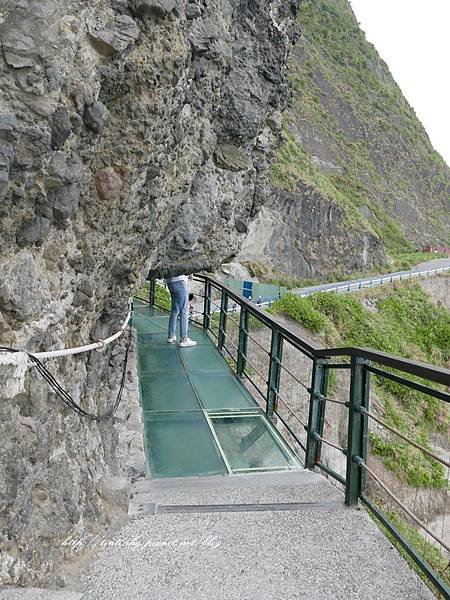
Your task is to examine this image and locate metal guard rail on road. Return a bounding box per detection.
[294,265,450,298]
[148,274,450,596]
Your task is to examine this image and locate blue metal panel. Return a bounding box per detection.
[242,280,253,299]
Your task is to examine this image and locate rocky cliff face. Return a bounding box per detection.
[238,0,450,279]
[0,0,298,585]
[238,183,382,280]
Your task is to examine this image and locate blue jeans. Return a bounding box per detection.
[167,280,189,339]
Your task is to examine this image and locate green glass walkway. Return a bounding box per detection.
[133,300,301,479]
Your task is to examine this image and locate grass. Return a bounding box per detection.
[390,252,448,271]
[271,282,450,362]
[369,433,447,489]
[135,282,172,311]
[271,294,327,333]
[271,130,367,232]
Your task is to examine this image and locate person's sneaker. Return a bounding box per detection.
[167,335,176,343]
[179,337,197,348]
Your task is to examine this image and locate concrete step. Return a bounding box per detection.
[129,469,344,516]
[85,499,433,600]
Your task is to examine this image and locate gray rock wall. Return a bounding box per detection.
[238,182,385,279]
[0,0,298,585]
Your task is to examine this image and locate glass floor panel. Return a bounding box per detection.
[133,313,169,334]
[137,346,183,373]
[180,345,230,373]
[138,329,212,347]
[210,414,300,473]
[133,303,159,314]
[143,412,228,478]
[190,372,258,411]
[133,299,301,479]
[139,373,201,413]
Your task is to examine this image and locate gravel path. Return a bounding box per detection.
[81,478,434,600]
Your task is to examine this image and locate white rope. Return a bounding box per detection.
[30,299,133,360]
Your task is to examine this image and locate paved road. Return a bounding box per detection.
[178,258,450,315]
[292,258,450,299]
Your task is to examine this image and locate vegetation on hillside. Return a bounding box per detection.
[270,282,450,487]
[136,281,171,311]
[271,0,450,254]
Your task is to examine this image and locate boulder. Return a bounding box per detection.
[83,101,108,134]
[89,15,139,56]
[50,106,72,149]
[96,167,123,200]
[214,143,250,171]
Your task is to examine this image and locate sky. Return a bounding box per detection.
[349,0,450,167]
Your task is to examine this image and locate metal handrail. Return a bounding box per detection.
[205,278,450,385]
[317,396,348,406]
[198,274,320,355]
[315,346,450,386]
[314,435,346,454]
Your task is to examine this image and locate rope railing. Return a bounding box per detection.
[35,308,132,360]
[1,299,133,363]
[362,408,450,469]
[358,458,450,554]
[277,360,310,391]
[274,390,307,429]
[0,300,134,420]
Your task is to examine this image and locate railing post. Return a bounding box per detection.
[149,278,156,307]
[236,307,249,377]
[203,280,211,332]
[218,292,228,350]
[305,358,328,469]
[345,355,370,506]
[267,329,283,417]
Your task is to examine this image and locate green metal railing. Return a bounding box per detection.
[160,273,450,597]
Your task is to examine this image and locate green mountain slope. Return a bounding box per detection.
[240,0,450,279]
[281,0,450,249]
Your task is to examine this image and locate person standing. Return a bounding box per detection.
[165,275,197,347]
